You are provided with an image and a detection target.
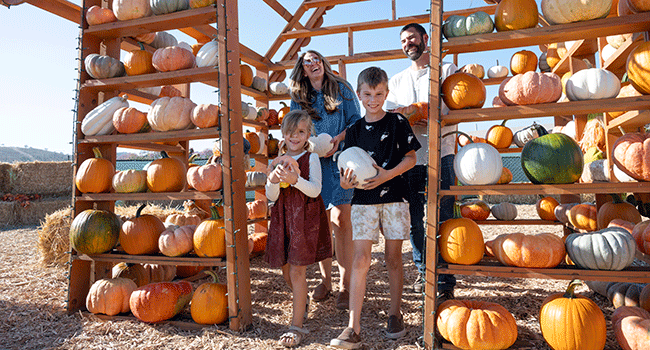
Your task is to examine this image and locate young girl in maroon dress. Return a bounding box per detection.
[265,109,332,347]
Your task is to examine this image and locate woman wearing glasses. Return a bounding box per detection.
[289,50,361,311]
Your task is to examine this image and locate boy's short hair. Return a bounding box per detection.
[400,23,427,37]
[357,66,388,92]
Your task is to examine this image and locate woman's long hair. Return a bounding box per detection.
[289,50,354,120]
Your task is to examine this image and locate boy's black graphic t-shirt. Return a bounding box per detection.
[342,112,421,205]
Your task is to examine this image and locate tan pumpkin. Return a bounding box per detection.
[437,299,518,349]
[240,64,254,87]
[187,156,223,192]
[158,224,196,257]
[112,169,147,193]
[164,212,202,227]
[75,147,114,194]
[510,50,538,75]
[112,107,149,134]
[541,0,612,25]
[491,202,518,220]
[626,41,650,95]
[495,0,538,31]
[611,306,650,350]
[632,221,650,254]
[159,85,183,98]
[568,203,598,231]
[485,120,513,149]
[459,63,485,79]
[486,232,566,268]
[536,196,559,221]
[554,202,579,225]
[190,104,220,129]
[112,0,152,21]
[152,46,195,72]
[146,151,187,192]
[85,277,137,316]
[246,199,268,220]
[596,195,642,230]
[498,71,562,106]
[86,5,118,26]
[148,96,196,132]
[612,132,650,182]
[119,204,166,255]
[123,45,156,76]
[441,72,486,110]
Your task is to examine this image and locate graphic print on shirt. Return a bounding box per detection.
[380,132,389,141]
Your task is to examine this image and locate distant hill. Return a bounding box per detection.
[0,146,71,163]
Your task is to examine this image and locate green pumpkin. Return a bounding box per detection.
[443,12,494,39]
[70,209,120,255]
[443,15,467,39]
[150,0,189,15]
[521,133,583,184]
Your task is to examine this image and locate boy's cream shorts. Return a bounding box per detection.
[351,202,410,243]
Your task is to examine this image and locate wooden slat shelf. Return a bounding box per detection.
[76,191,223,201]
[243,119,270,129]
[84,6,217,39]
[73,252,225,266]
[441,95,650,125]
[607,109,650,132]
[81,66,220,92]
[442,12,650,54]
[481,76,507,86]
[475,219,563,225]
[80,126,220,144]
[241,85,268,100]
[441,182,650,196]
[603,34,645,74]
[438,260,650,283]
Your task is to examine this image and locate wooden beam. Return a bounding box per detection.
[281,14,429,40]
[262,0,305,29]
[264,2,308,61]
[24,0,80,23]
[303,0,370,9]
[271,48,405,70]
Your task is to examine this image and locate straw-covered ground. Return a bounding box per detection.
[0,204,622,350]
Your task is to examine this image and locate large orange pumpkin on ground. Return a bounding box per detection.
[129,281,193,323]
[441,72,486,110]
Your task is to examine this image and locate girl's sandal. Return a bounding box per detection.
[279,325,309,348]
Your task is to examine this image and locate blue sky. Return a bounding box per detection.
[0,0,550,154]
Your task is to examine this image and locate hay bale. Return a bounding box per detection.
[8,161,72,196]
[0,201,16,227]
[16,196,71,226]
[0,163,11,193]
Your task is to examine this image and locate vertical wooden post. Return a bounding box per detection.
[424,1,443,349]
[254,68,270,235]
[348,27,354,57]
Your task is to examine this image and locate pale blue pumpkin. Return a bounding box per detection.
[150,0,189,15]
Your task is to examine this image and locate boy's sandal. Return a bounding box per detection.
[279,325,309,348]
[312,283,332,301]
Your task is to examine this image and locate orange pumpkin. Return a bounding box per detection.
[152,46,195,72]
[248,232,268,254]
[191,103,220,129]
[85,277,137,316]
[438,202,484,265]
[159,85,183,98]
[124,45,156,76]
[267,108,279,126]
[608,218,636,234]
[112,107,149,134]
[244,131,261,154]
[498,71,562,106]
[609,84,643,119]
[119,204,166,255]
[256,106,269,122]
[441,72,486,110]
[246,199,268,220]
[510,50,538,75]
[486,232,566,268]
[497,167,513,184]
[278,101,290,125]
[112,262,176,287]
[85,5,117,26]
[75,147,114,193]
[191,270,229,324]
[612,306,650,350]
[401,101,429,125]
[175,265,206,277]
[568,203,598,231]
[485,120,513,149]
[545,42,566,68]
[495,0,539,31]
[240,64,254,87]
[130,281,193,323]
[193,205,226,258]
[191,42,206,56]
[146,151,186,192]
[536,196,559,221]
[626,41,650,95]
[459,199,491,221]
[164,212,202,227]
[632,221,650,254]
[186,156,223,192]
[596,195,642,230]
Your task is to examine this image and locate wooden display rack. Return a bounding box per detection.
[425,2,650,349]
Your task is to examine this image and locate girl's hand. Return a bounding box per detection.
[361,164,390,190]
[275,163,299,185]
[325,131,346,158]
[267,166,282,184]
[339,168,357,189]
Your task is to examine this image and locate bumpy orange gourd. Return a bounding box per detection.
[86,5,117,25]
[486,232,566,268]
[485,120,513,149]
[112,107,149,134]
[495,0,539,31]
[459,200,491,221]
[497,167,513,184]
[536,196,559,221]
[441,72,486,110]
[438,202,484,265]
[129,281,193,323]
[86,277,137,316]
[401,101,429,125]
[193,205,226,258]
[75,147,114,193]
[510,50,538,75]
[146,151,187,192]
[568,203,598,231]
[596,195,642,230]
[246,199,268,220]
[191,270,229,324]
[119,204,166,255]
[437,299,518,349]
[539,280,607,350]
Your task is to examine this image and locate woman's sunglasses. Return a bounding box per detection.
[302,57,321,66]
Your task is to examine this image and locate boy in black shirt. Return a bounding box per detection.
[330,67,420,349]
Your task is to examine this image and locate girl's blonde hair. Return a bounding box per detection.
[289,50,355,121]
[279,110,314,154]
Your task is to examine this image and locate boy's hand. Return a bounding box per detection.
[339,168,358,189]
[361,164,391,190]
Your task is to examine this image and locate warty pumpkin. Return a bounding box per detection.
[195,39,219,68]
[451,131,502,185]
[485,120,513,149]
[84,54,125,79]
[498,71,562,106]
[486,232,566,268]
[130,280,193,323]
[437,299,517,349]
[438,202,484,265]
[536,196,559,221]
[146,151,187,192]
[75,147,114,193]
[597,194,642,230]
[150,0,189,15]
[336,146,378,189]
[612,132,650,182]
[112,0,152,21]
[539,280,607,350]
[459,199,491,221]
[86,5,118,25]
[612,306,650,350]
[119,203,166,255]
[441,72,486,110]
[190,270,229,325]
[70,209,120,255]
[148,96,196,132]
[541,0,612,25]
[565,227,636,270]
[626,41,650,95]
[112,169,148,193]
[565,68,621,101]
[158,224,196,257]
[191,103,219,129]
[152,46,195,72]
[86,277,137,316]
[193,205,226,258]
[112,106,149,134]
[495,0,539,31]
[186,156,223,192]
[82,95,129,136]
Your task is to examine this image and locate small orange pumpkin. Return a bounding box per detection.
[75,147,114,193]
[112,107,149,134]
[191,103,220,129]
[86,5,117,26]
[510,50,538,75]
[123,44,156,76]
[193,205,226,258]
[441,72,486,110]
[459,199,491,221]
[597,195,642,230]
[497,167,513,184]
[119,204,166,255]
[536,196,559,221]
[240,64,254,87]
[438,202,484,265]
[85,277,137,316]
[568,203,598,231]
[278,101,291,125]
[267,108,279,126]
[495,0,539,31]
[401,101,429,125]
[246,199,268,220]
[146,151,186,192]
[485,120,513,149]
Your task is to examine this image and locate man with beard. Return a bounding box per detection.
[385,23,456,301]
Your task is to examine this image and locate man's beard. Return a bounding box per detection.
[405,41,426,61]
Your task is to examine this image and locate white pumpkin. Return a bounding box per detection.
[565,68,621,101]
[241,102,257,120]
[541,0,612,25]
[512,122,549,148]
[158,224,196,257]
[196,39,218,67]
[81,95,129,136]
[150,31,178,48]
[177,41,193,53]
[487,60,508,78]
[336,146,378,189]
[600,44,617,62]
[309,133,334,157]
[148,96,196,132]
[453,137,503,185]
[565,227,636,271]
[491,202,517,221]
[269,82,289,95]
[557,120,576,140]
[137,86,162,96]
[245,171,267,187]
[606,34,629,49]
[251,76,267,92]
